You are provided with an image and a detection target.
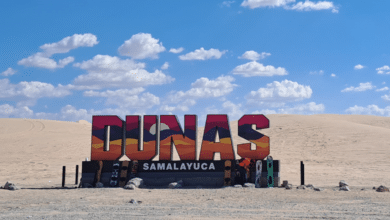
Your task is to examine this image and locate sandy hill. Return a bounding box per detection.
[1,114,389,188]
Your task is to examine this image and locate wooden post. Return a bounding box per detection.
[300,161,304,186]
[75,165,79,185]
[62,166,66,188]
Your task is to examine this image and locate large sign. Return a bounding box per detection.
[91,114,270,161]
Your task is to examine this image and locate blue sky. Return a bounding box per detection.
[1,0,390,125]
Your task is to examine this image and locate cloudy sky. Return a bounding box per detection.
[1,0,390,125]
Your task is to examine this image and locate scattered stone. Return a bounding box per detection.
[376,185,389,192]
[305,184,314,189]
[339,180,348,187]
[127,177,143,188]
[4,182,19,190]
[282,180,288,187]
[314,187,324,191]
[124,184,136,190]
[234,184,243,188]
[95,182,104,188]
[9,185,20,190]
[129,199,142,204]
[373,187,376,190]
[243,183,255,188]
[168,182,182,189]
[340,186,350,191]
[4,181,14,189]
[296,185,306,190]
[285,184,293,190]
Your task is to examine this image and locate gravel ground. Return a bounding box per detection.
[2,186,390,219]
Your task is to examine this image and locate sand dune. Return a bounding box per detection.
[2,115,390,219]
[1,114,390,187]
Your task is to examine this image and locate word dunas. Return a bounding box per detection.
[91,114,269,161]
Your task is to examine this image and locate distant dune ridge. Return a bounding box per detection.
[1,114,390,188]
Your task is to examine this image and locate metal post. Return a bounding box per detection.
[75,165,79,185]
[300,161,304,186]
[62,166,66,188]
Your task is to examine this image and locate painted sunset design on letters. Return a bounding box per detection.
[159,115,197,160]
[125,115,158,160]
[91,115,124,161]
[237,114,270,160]
[199,115,235,160]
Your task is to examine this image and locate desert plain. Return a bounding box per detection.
[1,114,390,219]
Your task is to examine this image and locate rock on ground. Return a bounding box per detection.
[339,180,348,187]
[376,185,389,192]
[126,177,143,188]
[124,184,136,190]
[168,182,182,189]
[243,183,255,188]
[305,184,314,189]
[340,186,350,191]
[4,182,19,190]
[129,199,142,204]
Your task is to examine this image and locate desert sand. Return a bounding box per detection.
[1,114,390,219]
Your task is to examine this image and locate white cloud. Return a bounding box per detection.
[330,73,336,77]
[197,100,244,122]
[179,47,227,60]
[309,70,324,75]
[0,102,147,123]
[345,104,390,116]
[0,78,72,103]
[18,53,75,69]
[251,102,324,115]
[241,0,338,13]
[167,75,236,103]
[382,94,390,101]
[376,87,389,92]
[277,102,324,114]
[39,33,98,56]
[232,61,288,77]
[0,104,34,118]
[241,0,295,8]
[84,88,145,97]
[1,68,17,76]
[252,109,277,115]
[341,82,375,92]
[84,88,159,110]
[169,47,184,54]
[18,33,98,69]
[118,33,165,59]
[287,1,339,13]
[238,51,271,61]
[161,62,169,70]
[376,65,390,74]
[159,99,196,112]
[246,79,312,106]
[222,1,235,7]
[222,101,244,119]
[73,55,174,89]
[354,64,364,70]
